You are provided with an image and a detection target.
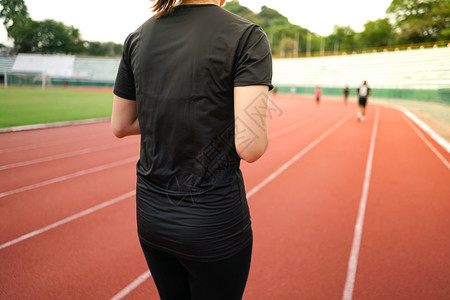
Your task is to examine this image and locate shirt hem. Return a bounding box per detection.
[137,232,253,263]
[234,81,274,91]
[113,89,136,100]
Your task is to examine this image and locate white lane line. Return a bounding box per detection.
[269,121,309,139]
[373,102,450,153]
[247,111,354,199]
[0,134,101,154]
[0,140,136,171]
[268,115,328,140]
[0,191,136,250]
[0,118,111,134]
[0,156,138,199]
[402,115,450,169]
[399,106,450,153]
[110,112,355,300]
[110,271,152,300]
[342,109,380,300]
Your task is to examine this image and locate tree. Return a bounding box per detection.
[359,18,396,48]
[32,20,85,54]
[326,26,358,52]
[0,0,35,52]
[0,0,29,29]
[387,0,450,43]
[85,41,123,56]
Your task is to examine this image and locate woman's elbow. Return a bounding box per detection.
[238,139,268,163]
[111,121,126,138]
[112,128,126,139]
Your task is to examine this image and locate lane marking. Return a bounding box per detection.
[398,106,450,153]
[110,271,152,300]
[0,134,101,154]
[0,118,111,134]
[402,115,450,169]
[110,112,354,300]
[0,156,138,199]
[373,102,450,153]
[342,109,380,300]
[0,191,135,250]
[0,140,136,171]
[247,112,354,199]
[268,115,329,140]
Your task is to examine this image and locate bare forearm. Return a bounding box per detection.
[234,86,269,163]
[111,117,140,138]
[111,95,140,138]
[119,117,140,137]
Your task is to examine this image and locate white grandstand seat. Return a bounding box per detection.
[73,57,120,82]
[0,57,15,73]
[272,47,450,90]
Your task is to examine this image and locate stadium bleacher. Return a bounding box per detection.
[12,54,75,78]
[273,46,450,90]
[0,56,15,74]
[73,57,120,83]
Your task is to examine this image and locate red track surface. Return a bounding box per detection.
[1,95,449,299]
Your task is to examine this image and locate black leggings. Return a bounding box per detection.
[139,240,252,300]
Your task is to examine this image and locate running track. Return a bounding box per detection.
[1,95,449,299]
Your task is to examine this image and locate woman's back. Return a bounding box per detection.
[116,4,272,190]
[113,2,272,263]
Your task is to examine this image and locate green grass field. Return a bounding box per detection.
[0,87,113,128]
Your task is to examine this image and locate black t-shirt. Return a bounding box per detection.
[114,4,273,261]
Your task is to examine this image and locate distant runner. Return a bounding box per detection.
[343,85,349,105]
[356,81,371,122]
[315,86,322,105]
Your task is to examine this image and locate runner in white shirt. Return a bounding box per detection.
[356,80,371,122]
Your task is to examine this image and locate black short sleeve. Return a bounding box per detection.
[114,34,136,100]
[234,26,273,91]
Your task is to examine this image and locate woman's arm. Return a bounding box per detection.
[234,85,269,163]
[111,95,140,138]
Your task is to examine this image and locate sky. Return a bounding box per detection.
[0,0,393,47]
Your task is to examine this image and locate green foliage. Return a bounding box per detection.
[8,18,36,53]
[326,26,358,52]
[84,41,123,56]
[0,0,29,29]
[0,0,34,52]
[359,19,396,47]
[32,20,85,54]
[387,0,450,43]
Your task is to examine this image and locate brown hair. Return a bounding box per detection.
[152,0,180,18]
